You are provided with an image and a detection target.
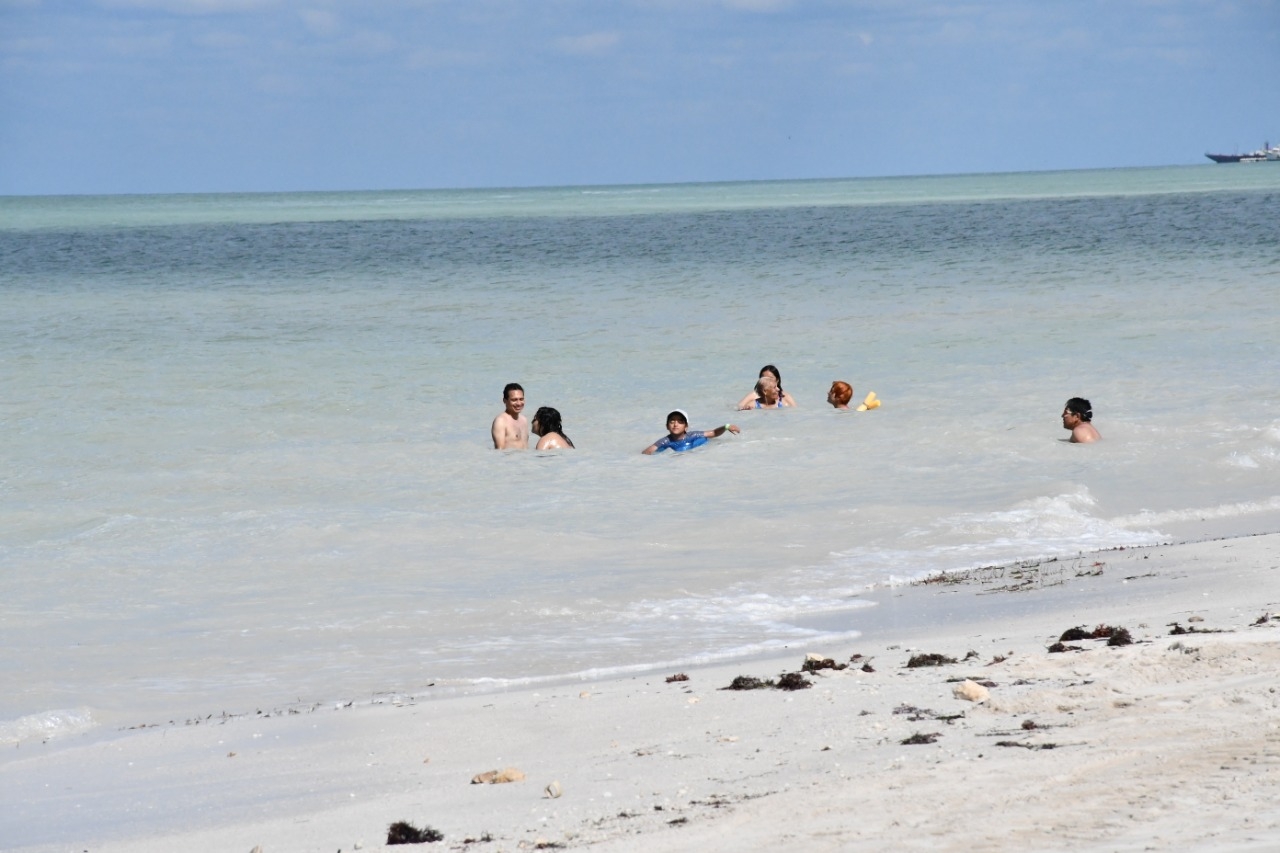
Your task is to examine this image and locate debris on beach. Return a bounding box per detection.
[544,781,563,799]
[1253,612,1272,626]
[905,653,957,668]
[1047,642,1083,653]
[721,672,813,691]
[775,672,813,690]
[801,655,847,672]
[952,679,989,703]
[893,705,963,723]
[995,740,1059,750]
[1055,624,1134,646]
[387,821,444,844]
[665,673,689,683]
[1105,627,1134,646]
[1169,622,1225,635]
[471,767,526,785]
[901,732,940,745]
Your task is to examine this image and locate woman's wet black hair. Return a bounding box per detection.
[759,364,784,394]
[533,406,574,448]
[1065,397,1093,422]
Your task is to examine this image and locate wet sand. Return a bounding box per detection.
[6,534,1280,852]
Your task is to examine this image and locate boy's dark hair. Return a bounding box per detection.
[666,410,689,426]
[1065,397,1093,421]
[503,382,524,401]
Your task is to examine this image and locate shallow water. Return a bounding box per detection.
[3,165,1279,740]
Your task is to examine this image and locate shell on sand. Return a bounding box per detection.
[545,780,563,798]
[471,767,526,784]
[952,679,990,702]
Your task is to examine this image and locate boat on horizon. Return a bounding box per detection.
[1205,141,1280,163]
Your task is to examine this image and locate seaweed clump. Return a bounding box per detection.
[1105,627,1134,646]
[775,672,812,691]
[802,657,847,673]
[721,672,813,691]
[906,653,957,668]
[901,732,940,745]
[387,821,444,845]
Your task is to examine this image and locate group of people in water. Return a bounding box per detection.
[491,364,1100,452]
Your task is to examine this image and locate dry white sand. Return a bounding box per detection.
[6,534,1279,853]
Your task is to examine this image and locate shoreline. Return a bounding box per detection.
[6,531,1280,852]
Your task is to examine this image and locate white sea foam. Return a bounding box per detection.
[1112,496,1280,529]
[0,708,97,746]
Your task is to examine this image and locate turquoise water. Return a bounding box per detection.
[2,165,1279,741]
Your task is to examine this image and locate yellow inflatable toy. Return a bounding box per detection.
[856,391,881,412]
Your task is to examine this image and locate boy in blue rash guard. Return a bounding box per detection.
[642,410,740,454]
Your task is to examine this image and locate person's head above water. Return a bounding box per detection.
[1064,397,1092,421]
[756,374,780,403]
[759,364,782,389]
[1061,397,1101,443]
[532,406,564,435]
[828,381,853,408]
[644,410,739,454]
[532,405,574,449]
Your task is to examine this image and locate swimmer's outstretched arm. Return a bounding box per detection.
[703,424,740,438]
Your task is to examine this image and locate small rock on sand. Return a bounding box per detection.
[545,780,563,798]
[953,679,990,702]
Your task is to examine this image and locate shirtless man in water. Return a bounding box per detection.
[1061,397,1101,443]
[492,383,530,450]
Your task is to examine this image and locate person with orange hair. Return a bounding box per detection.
[827,381,853,410]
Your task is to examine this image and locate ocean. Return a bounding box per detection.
[3,165,1279,744]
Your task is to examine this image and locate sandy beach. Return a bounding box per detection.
[6,532,1279,853]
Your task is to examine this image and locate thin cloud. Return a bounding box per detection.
[720,0,795,11]
[105,32,175,56]
[406,47,488,70]
[554,32,620,57]
[255,72,303,95]
[95,0,280,13]
[299,8,340,38]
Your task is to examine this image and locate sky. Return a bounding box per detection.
[1,0,1278,195]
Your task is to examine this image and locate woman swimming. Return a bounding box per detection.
[531,406,575,450]
[737,364,797,409]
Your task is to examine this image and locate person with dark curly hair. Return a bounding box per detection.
[1061,397,1101,443]
[531,406,575,450]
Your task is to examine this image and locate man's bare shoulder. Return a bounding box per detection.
[1071,424,1101,443]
